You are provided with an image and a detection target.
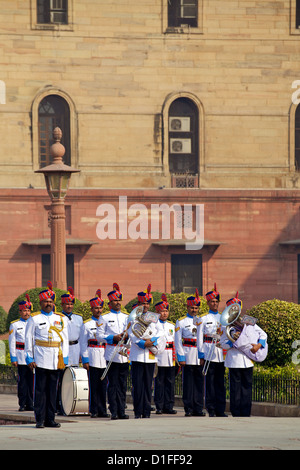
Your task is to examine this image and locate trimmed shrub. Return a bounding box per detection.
[0,306,7,335]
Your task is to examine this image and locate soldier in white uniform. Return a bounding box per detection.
[220,292,268,417]
[128,291,166,419]
[9,295,33,411]
[154,296,177,415]
[97,283,129,420]
[61,287,83,366]
[80,290,108,418]
[175,289,205,417]
[198,283,227,417]
[25,282,69,428]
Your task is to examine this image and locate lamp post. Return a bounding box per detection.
[35,127,80,290]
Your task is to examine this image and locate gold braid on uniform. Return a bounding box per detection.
[49,324,65,370]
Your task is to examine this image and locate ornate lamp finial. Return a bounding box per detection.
[50,127,65,163]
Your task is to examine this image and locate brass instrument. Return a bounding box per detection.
[220,303,257,343]
[130,307,160,339]
[126,305,161,355]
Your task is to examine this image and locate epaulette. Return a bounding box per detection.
[10,319,19,324]
[55,312,64,317]
[32,311,42,317]
[177,315,186,322]
[84,318,92,323]
[167,320,175,325]
[73,312,82,317]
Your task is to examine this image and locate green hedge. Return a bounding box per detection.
[0,306,7,335]
[247,299,300,368]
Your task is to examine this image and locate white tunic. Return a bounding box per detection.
[128,322,166,364]
[62,312,83,366]
[156,319,176,367]
[9,318,28,365]
[96,310,129,364]
[80,317,106,368]
[175,314,200,365]
[220,324,268,368]
[25,311,69,370]
[197,311,224,363]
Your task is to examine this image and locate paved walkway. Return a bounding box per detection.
[0,394,299,451]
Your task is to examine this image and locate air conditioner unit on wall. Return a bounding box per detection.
[170,138,192,154]
[169,116,190,132]
[50,11,65,22]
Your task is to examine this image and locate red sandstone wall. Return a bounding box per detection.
[0,188,299,313]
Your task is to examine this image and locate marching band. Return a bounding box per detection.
[8,282,268,427]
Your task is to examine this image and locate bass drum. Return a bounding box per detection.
[61,366,89,416]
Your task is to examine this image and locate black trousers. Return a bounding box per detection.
[229,367,253,417]
[204,361,226,415]
[17,364,33,409]
[34,367,59,424]
[88,366,108,416]
[182,364,204,414]
[131,361,155,417]
[107,362,129,417]
[154,366,176,412]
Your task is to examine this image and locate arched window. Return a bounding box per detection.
[295,105,300,171]
[169,98,199,180]
[38,95,70,167]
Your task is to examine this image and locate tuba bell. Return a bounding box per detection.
[127,305,162,356]
[128,305,160,339]
[220,303,258,343]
